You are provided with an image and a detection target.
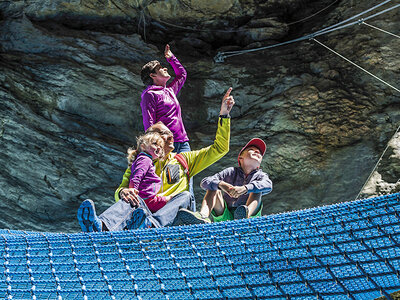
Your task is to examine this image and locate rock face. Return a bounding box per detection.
[0,0,399,232]
[359,131,400,198]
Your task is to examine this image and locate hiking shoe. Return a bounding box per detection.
[177,208,211,225]
[77,199,102,232]
[234,205,249,220]
[171,216,182,227]
[126,208,151,230]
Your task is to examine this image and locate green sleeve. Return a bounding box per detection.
[183,117,230,177]
[114,167,131,202]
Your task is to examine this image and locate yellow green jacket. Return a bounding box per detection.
[115,117,230,201]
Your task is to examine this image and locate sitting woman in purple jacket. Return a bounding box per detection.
[127,132,171,213]
[77,131,169,232]
[140,44,190,154]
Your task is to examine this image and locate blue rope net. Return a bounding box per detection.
[1,193,400,299]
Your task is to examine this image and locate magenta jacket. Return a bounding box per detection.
[129,152,162,200]
[140,55,189,142]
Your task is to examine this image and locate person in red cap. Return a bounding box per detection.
[176,138,272,224]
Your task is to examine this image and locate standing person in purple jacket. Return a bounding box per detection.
[176,138,273,224]
[140,44,190,154]
[140,44,196,209]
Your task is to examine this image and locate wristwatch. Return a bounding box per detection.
[219,114,230,118]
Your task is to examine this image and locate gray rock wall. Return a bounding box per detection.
[0,0,399,232]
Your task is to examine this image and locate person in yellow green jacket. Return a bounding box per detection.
[77,88,234,232]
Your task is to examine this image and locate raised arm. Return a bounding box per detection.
[183,87,235,176]
[165,44,187,95]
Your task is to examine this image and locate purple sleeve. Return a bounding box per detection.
[129,155,151,189]
[200,167,235,191]
[166,55,187,95]
[140,92,157,131]
[245,172,273,195]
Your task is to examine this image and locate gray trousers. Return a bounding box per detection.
[99,191,192,231]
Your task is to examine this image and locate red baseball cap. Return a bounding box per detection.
[238,138,266,165]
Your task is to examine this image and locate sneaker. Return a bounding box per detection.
[77,199,102,232]
[177,208,211,225]
[171,216,182,227]
[126,208,151,230]
[234,205,249,220]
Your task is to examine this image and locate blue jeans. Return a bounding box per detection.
[173,141,195,211]
[99,191,192,230]
[173,141,191,153]
[153,191,192,227]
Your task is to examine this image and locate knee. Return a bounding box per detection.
[205,190,217,196]
[181,191,191,197]
[181,191,192,203]
[205,190,219,199]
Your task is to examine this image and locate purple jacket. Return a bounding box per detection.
[200,167,272,208]
[140,55,189,142]
[129,152,162,200]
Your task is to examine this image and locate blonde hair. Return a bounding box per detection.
[127,132,164,166]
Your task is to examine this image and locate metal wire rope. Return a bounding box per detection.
[287,0,340,26]
[214,0,400,62]
[312,38,400,93]
[106,0,344,35]
[312,0,393,35]
[362,21,400,39]
[215,1,400,62]
[354,125,400,200]
[314,2,400,37]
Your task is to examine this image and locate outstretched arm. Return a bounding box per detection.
[165,44,187,95]
[183,87,235,176]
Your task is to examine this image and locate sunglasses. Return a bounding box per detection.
[148,129,172,136]
[151,64,163,73]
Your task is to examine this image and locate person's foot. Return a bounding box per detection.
[234,205,249,220]
[177,208,211,225]
[77,199,102,232]
[126,208,151,230]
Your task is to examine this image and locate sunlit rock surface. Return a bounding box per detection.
[0,0,399,232]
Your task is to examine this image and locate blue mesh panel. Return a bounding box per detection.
[1,193,400,299]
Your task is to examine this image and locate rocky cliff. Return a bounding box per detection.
[0,0,399,232]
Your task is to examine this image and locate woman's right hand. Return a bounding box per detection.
[120,188,140,206]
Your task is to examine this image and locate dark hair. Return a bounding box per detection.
[141,60,160,86]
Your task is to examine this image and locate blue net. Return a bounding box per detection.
[1,193,400,299]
